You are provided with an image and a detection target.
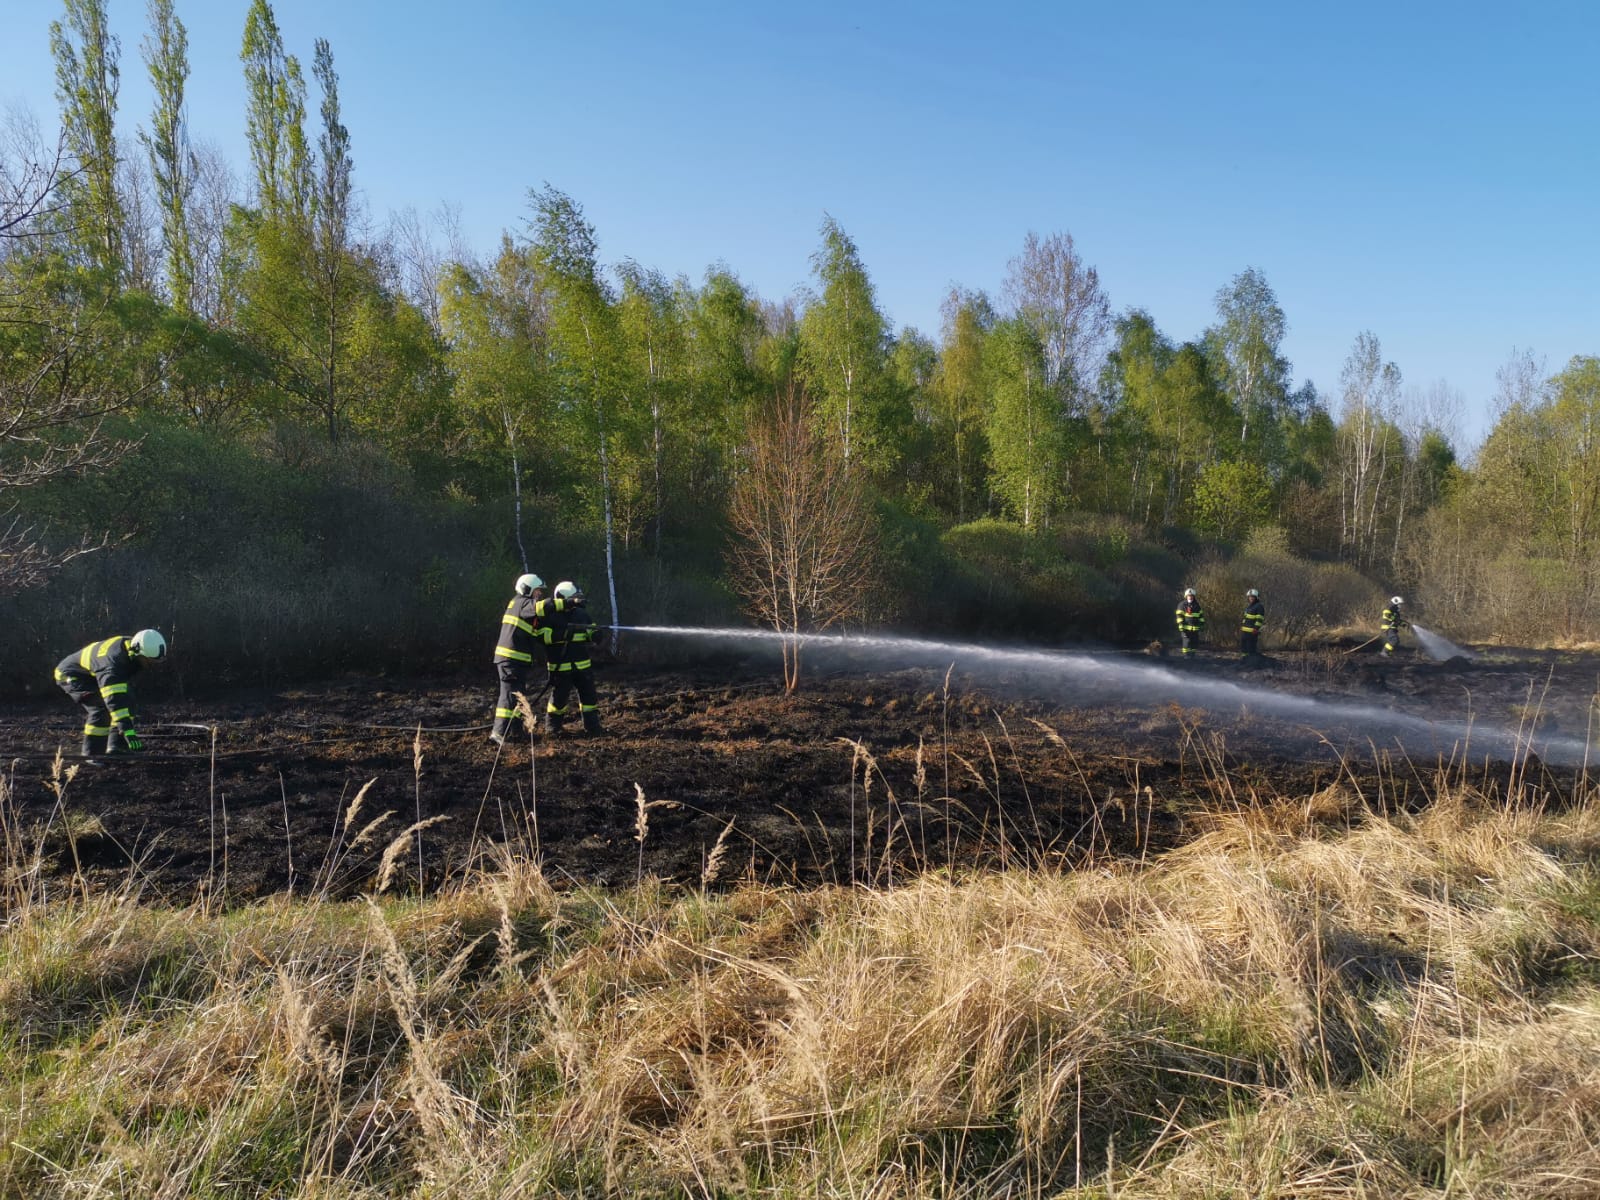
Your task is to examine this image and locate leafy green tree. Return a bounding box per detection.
[139,0,194,313]
[50,0,124,278]
[797,215,893,473]
[439,239,555,570]
[684,268,767,506]
[240,0,309,220]
[618,261,690,554]
[932,288,993,522]
[983,317,1061,529]
[1206,267,1289,460]
[1193,460,1273,541]
[527,185,625,628]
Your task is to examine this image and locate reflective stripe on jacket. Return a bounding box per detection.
[1241,600,1265,634]
[1175,602,1206,633]
[54,636,142,731]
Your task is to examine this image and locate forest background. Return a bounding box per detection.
[4,0,1598,695]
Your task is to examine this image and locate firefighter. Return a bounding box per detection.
[1175,588,1206,658]
[543,580,605,736]
[1381,595,1408,656]
[1240,587,1265,656]
[54,629,167,756]
[489,573,573,746]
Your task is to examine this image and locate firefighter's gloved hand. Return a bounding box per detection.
[121,731,144,752]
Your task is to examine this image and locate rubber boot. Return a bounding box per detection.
[542,709,564,736]
[581,709,605,737]
[81,732,108,758]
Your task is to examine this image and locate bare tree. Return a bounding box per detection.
[1,113,142,594]
[1001,230,1111,416]
[727,386,877,692]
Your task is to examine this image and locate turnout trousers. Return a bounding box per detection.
[55,670,114,755]
[491,660,532,743]
[547,667,602,734]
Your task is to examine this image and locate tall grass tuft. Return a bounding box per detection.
[2,750,1599,1196]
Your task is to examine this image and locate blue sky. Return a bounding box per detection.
[4,0,1597,449]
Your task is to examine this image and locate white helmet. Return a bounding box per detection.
[130,629,167,660]
[1246,588,1260,598]
[1184,588,1196,599]
[554,580,579,600]
[515,573,544,597]
[1390,595,1403,606]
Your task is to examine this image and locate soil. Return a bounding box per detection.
[2,640,1594,902]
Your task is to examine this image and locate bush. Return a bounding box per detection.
[1192,528,1381,649]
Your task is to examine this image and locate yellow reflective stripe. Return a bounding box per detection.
[572,659,592,671]
[83,723,111,735]
[494,646,533,663]
[101,682,129,696]
[502,613,535,635]
[580,704,598,712]
[546,703,562,714]
[494,707,518,719]
[80,644,94,670]
[110,708,132,723]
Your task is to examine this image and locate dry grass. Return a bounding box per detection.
[2,758,1600,1197]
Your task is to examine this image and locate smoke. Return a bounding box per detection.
[616,625,1587,767]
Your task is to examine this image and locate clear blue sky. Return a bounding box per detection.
[5,0,1597,449]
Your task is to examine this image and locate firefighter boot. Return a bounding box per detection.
[81,731,108,757]
[542,708,565,736]
[581,708,605,737]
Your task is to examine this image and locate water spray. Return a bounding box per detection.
[611,624,1587,768]
[1411,624,1477,662]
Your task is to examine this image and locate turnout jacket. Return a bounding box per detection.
[1382,604,1407,632]
[1175,599,1206,634]
[546,600,597,673]
[55,636,145,734]
[494,595,570,666]
[1241,599,1265,635]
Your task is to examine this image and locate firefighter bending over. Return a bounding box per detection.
[55,629,167,756]
[1381,596,1408,657]
[489,573,573,746]
[543,580,605,737]
[1175,588,1206,658]
[1240,588,1265,656]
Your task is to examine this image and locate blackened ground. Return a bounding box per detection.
[1,641,1592,901]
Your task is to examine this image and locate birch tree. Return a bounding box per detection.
[797,215,892,473]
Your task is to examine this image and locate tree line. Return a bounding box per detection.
[3,0,1598,687]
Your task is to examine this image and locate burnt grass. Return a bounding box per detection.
[2,642,1594,902]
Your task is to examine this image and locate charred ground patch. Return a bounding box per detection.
[1,644,1590,900]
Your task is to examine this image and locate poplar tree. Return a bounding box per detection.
[241,0,309,221]
[309,36,354,442]
[139,0,194,311]
[50,0,124,278]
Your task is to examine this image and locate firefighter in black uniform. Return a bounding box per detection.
[1381,596,1408,656]
[489,573,574,746]
[54,629,167,756]
[543,580,605,736]
[1175,588,1206,658]
[1240,588,1265,656]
